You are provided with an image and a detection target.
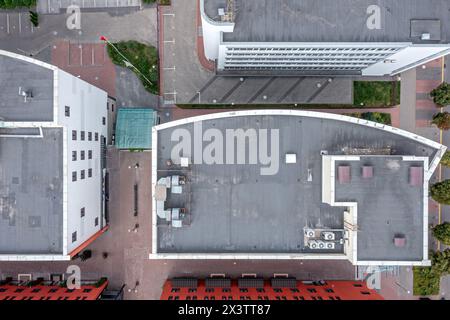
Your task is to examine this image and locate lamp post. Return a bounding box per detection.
[127,281,140,293]
[128,223,139,233]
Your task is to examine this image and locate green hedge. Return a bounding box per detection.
[354,81,400,107]
[0,0,36,9]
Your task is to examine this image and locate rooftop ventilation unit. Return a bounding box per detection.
[18,87,33,103]
[421,33,431,40]
[308,240,318,249]
[304,229,315,238]
[322,232,335,241]
[326,242,335,250]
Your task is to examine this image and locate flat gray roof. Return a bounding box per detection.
[156,115,436,257]
[0,128,63,254]
[205,0,450,43]
[0,55,54,122]
[335,157,424,261]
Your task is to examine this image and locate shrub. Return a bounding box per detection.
[29,11,38,27]
[0,0,36,9]
[106,41,159,94]
[430,82,450,106]
[441,151,450,167]
[413,250,450,296]
[431,112,450,130]
[432,223,450,245]
[430,180,450,205]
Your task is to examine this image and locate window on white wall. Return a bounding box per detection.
[80,170,85,180]
[88,168,92,178]
[88,150,92,159]
[81,151,85,160]
[72,231,77,243]
[72,130,77,140]
[65,106,70,117]
[102,117,106,125]
[72,151,77,161]
[80,207,85,218]
[88,132,92,141]
[95,217,99,227]
[95,133,99,141]
[81,131,85,141]
[72,171,77,182]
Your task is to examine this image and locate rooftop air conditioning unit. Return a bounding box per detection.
[326,242,335,250]
[304,229,315,238]
[322,232,335,241]
[421,33,431,40]
[317,241,326,249]
[308,240,318,249]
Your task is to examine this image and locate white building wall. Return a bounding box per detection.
[363,45,450,76]
[56,70,108,254]
[199,0,234,61]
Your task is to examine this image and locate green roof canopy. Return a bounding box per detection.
[115,108,157,150]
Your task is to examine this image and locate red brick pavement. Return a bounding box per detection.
[415,58,443,128]
[416,80,441,94]
[416,99,437,110]
[51,40,116,97]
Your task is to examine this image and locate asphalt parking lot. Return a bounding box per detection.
[0,11,37,38]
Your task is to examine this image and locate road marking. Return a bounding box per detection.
[80,45,83,66]
[18,13,21,33]
[163,13,175,17]
[163,66,176,71]
[6,13,9,34]
[163,39,175,44]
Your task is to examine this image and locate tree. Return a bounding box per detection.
[432,222,450,245]
[430,180,450,205]
[431,112,450,130]
[441,151,450,167]
[430,82,450,106]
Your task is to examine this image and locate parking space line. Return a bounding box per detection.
[79,45,83,65]
[6,13,9,34]
[18,13,21,33]
[163,67,176,71]
[163,39,175,44]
